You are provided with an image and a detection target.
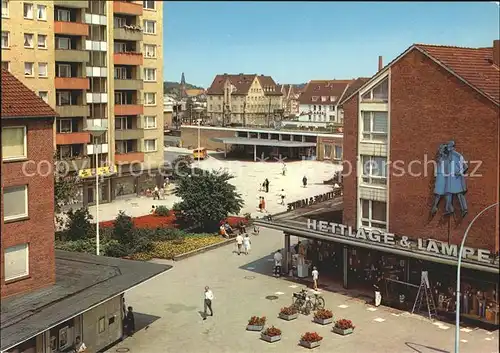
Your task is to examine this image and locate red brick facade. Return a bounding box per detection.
[1,118,56,298]
[342,48,500,252]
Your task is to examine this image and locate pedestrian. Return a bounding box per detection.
[159,187,165,200]
[203,286,214,320]
[220,223,227,238]
[282,163,287,176]
[280,189,286,205]
[238,220,246,234]
[302,176,308,188]
[150,205,156,214]
[153,185,160,200]
[253,224,260,235]
[258,196,263,212]
[312,266,319,290]
[274,249,283,277]
[74,336,87,353]
[243,234,251,255]
[264,178,270,193]
[374,274,383,307]
[125,306,135,336]
[261,197,266,213]
[235,233,244,255]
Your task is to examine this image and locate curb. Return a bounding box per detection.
[173,237,235,261]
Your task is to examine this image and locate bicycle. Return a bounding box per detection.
[292,289,313,315]
[309,292,326,310]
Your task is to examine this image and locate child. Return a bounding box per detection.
[312,266,319,290]
[243,234,251,255]
[253,225,260,235]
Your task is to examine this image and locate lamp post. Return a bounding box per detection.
[196,117,202,163]
[454,202,499,353]
[85,123,108,256]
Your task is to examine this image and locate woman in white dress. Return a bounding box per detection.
[243,234,251,255]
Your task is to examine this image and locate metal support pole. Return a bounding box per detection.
[95,137,100,256]
[455,202,498,353]
[197,120,201,163]
[254,144,257,162]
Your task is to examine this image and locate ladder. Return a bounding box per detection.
[411,271,437,320]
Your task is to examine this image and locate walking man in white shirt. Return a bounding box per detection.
[280,189,286,205]
[274,250,283,277]
[203,286,214,320]
[235,233,244,255]
[312,266,319,290]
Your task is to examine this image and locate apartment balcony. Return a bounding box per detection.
[115,104,143,116]
[55,21,89,36]
[114,52,143,66]
[55,49,90,63]
[54,0,88,8]
[113,1,143,16]
[55,77,90,90]
[56,132,91,145]
[115,152,144,164]
[114,27,143,41]
[114,128,144,140]
[56,105,90,118]
[114,79,143,90]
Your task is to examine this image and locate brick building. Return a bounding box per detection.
[1,69,171,353]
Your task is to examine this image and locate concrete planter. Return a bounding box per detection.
[261,333,281,343]
[313,317,333,325]
[279,312,299,321]
[300,340,321,349]
[332,326,354,336]
[247,325,264,332]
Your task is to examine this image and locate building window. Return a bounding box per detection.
[23,2,33,19]
[36,4,46,20]
[143,20,156,34]
[3,185,28,221]
[361,199,387,230]
[143,68,156,82]
[144,44,156,58]
[144,92,156,106]
[24,33,34,48]
[361,155,387,185]
[58,119,73,133]
[362,78,388,102]
[1,31,9,48]
[115,140,134,154]
[57,91,71,105]
[57,8,70,22]
[361,111,387,141]
[114,66,127,79]
[98,317,105,333]
[143,0,155,9]
[57,64,71,77]
[114,42,126,53]
[1,61,10,71]
[144,139,157,152]
[144,116,156,129]
[37,34,47,49]
[115,116,132,130]
[2,0,8,18]
[38,91,48,103]
[24,62,34,76]
[2,126,27,161]
[56,37,70,50]
[38,62,48,77]
[4,244,29,281]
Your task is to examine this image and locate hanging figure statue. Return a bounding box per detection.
[431,144,448,216]
[445,140,468,217]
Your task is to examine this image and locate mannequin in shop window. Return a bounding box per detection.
[298,241,306,266]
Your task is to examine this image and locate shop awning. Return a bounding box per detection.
[211,137,317,148]
[254,220,499,274]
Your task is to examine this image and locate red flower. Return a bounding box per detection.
[280,306,298,315]
[248,316,266,326]
[301,332,323,342]
[262,326,281,337]
[314,309,333,320]
[335,319,355,330]
[100,211,178,229]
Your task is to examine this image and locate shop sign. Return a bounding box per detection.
[78,165,117,179]
[307,219,496,265]
[287,190,341,211]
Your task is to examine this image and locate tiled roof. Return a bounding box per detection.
[299,79,355,105]
[414,44,500,104]
[257,75,282,96]
[206,73,282,96]
[1,69,57,119]
[339,77,371,104]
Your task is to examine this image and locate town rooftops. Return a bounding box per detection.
[1,69,57,119]
[299,79,356,105]
[341,42,500,106]
[206,73,282,96]
[1,250,172,351]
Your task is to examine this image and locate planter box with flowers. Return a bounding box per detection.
[313,309,333,325]
[260,326,282,343]
[279,306,299,321]
[299,332,323,349]
[247,316,266,331]
[332,319,355,336]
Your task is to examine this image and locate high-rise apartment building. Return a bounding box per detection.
[1,0,164,205]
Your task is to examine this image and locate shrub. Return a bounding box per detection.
[248,316,266,326]
[300,332,323,343]
[113,211,134,242]
[155,205,170,216]
[243,212,252,220]
[314,309,333,320]
[56,238,96,254]
[63,208,94,241]
[149,227,183,241]
[262,326,281,337]
[280,306,298,315]
[335,319,355,330]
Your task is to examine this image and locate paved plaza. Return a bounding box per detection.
[108,229,499,353]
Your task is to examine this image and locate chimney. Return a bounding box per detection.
[378,56,383,71]
[493,40,500,67]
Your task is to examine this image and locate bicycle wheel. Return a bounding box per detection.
[304,301,313,315]
[316,296,325,310]
[292,298,302,310]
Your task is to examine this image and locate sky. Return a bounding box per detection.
[163,1,500,88]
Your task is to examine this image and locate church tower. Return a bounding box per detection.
[180,72,186,99]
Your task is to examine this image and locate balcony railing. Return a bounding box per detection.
[114,52,143,66]
[55,77,90,90]
[114,104,143,116]
[55,49,89,63]
[115,151,144,164]
[56,105,90,118]
[54,21,89,36]
[113,1,143,16]
[114,27,143,41]
[56,131,91,145]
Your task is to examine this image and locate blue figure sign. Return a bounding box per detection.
[431,140,468,218]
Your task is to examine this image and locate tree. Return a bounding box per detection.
[171,154,193,179]
[173,168,244,232]
[62,208,94,241]
[54,151,82,214]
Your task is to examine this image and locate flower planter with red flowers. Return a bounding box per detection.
[313,309,333,325]
[260,326,282,343]
[247,316,266,331]
[332,319,355,336]
[299,332,322,349]
[279,306,299,321]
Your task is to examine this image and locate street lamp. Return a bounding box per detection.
[85,123,108,256]
[454,201,499,353]
[196,118,202,163]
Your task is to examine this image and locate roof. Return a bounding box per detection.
[299,79,355,105]
[210,137,317,148]
[1,250,172,351]
[339,77,371,104]
[341,43,500,106]
[206,73,282,96]
[1,69,57,119]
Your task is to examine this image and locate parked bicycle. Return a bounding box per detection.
[309,291,326,310]
[291,289,313,315]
